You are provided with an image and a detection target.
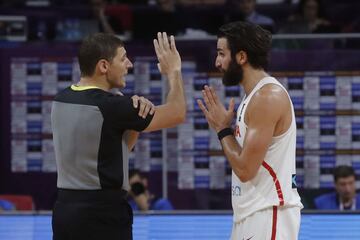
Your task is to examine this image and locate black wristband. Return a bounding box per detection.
[217,127,233,141]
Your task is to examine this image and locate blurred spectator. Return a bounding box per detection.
[132,0,182,41]
[343,16,360,33]
[343,16,360,48]
[90,0,117,34]
[279,0,339,33]
[0,0,23,7]
[226,0,275,33]
[0,199,15,211]
[0,19,7,36]
[128,169,173,211]
[256,0,284,2]
[177,0,226,5]
[175,0,227,37]
[314,165,360,210]
[113,0,148,5]
[157,0,175,11]
[55,0,123,41]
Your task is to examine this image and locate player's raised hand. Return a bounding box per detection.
[153,32,181,75]
[197,85,235,132]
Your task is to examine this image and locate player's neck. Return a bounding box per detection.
[241,68,269,96]
[78,76,110,92]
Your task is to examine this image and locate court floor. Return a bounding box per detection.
[0,211,359,240]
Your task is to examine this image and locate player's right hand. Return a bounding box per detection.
[197,85,235,132]
[131,95,155,119]
[153,32,181,75]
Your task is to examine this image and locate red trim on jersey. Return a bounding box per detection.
[271,206,278,240]
[262,161,285,206]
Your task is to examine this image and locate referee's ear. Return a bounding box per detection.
[97,59,110,75]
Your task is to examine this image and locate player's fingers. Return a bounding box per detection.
[153,39,160,57]
[162,32,170,51]
[202,89,212,108]
[204,85,216,106]
[197,99,209,115]
[142,103,151,119]
[138,97,146,117]
[208,86,220,103]
[131,95,139,108]
[169,35,177,52]
[157,32,164,52]
[143,99,154,118]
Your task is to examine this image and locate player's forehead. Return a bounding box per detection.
[217,37,229,52]
[115,46,126,58]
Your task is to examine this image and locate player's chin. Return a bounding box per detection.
[117,79,126,88]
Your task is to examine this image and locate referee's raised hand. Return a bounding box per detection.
[153,32,181,76]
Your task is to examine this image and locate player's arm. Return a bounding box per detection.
[221,87,282,182]
[125,95,156,150]
[143,32,186,132]
[124,131,139,151]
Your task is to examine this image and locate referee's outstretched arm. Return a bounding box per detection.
[143,32,186,132]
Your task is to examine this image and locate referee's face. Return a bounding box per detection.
[107,47,133,89]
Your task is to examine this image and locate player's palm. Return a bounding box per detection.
[153,32,181,75]
[197,86,235,132]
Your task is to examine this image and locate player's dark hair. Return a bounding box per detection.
[78,33,124,77]
[218,21,272,69]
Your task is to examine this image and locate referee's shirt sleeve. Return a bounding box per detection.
[102,94,154,132]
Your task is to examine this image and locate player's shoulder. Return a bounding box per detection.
[100,92,134,112]
[103,92,132,104]
[259,77,286,94]
[248,80,290,117]
[253,83,286,105]
[53,86,73,101]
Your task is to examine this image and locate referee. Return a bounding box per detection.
[51,32,185,240]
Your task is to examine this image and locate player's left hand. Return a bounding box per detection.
[197,85,235,132]
[131,95,156,119]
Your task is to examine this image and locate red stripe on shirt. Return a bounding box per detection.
[262,161,285,206]
[271,206,278,240]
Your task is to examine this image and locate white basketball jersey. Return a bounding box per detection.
[232,77,303,223]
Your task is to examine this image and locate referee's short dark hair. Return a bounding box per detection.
[333,165,356,182]
[78,33,124,77]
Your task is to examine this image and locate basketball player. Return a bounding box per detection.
[197,21,303,240]
[51,32,185,240]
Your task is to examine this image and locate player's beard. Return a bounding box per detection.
[222,60,243,86]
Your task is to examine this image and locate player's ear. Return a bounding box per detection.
[235,51,247,65]
[97,59,110,74]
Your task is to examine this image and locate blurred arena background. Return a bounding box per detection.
[0,0,360,239]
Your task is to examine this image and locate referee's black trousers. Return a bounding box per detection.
[52,189,132,240]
